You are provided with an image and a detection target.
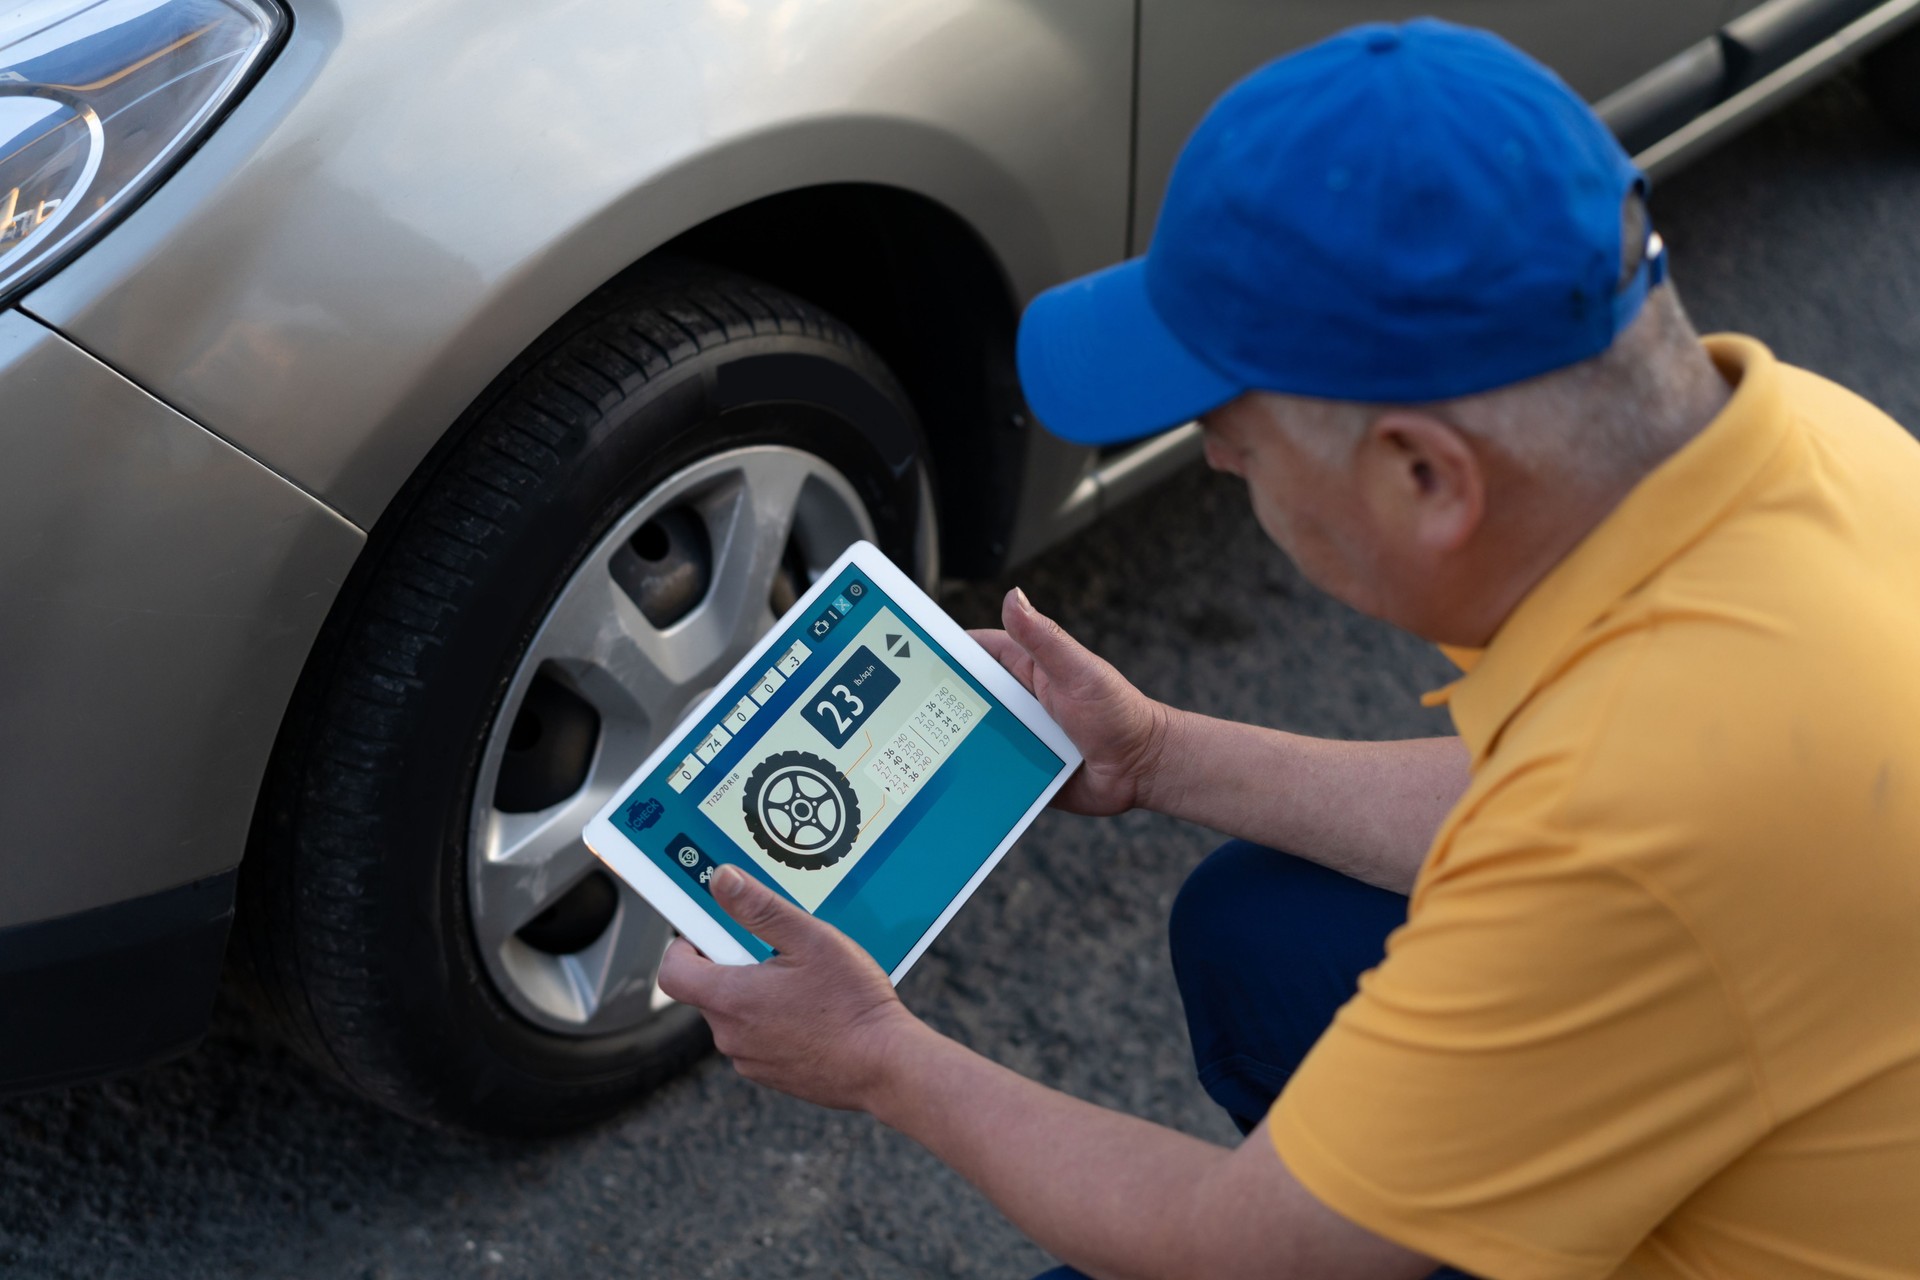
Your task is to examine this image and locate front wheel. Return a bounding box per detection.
[237,262,935,1134]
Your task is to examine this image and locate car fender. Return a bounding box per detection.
[21,0,1132,532]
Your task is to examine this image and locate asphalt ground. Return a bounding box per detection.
[3,71,1918,1280]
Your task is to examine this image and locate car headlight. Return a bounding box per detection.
[0,0,283,303]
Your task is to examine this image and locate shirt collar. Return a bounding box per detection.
[1423,335,1792,765]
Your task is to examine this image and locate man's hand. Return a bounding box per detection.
[970,588,1171,816]
[656,865,925,1112]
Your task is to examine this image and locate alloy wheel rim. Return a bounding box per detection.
[466,444,874,1036]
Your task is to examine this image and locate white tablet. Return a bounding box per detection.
[583,541,1081,982]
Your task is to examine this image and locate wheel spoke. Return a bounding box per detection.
[688,450,817,644]
[560,890,677,1020]
[513,450,834,735]
[471,787,609,950]
[524,567,682,728]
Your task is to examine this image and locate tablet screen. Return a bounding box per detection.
[605,563,1065,971]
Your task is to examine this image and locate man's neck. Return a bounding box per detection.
[1447,342,1735,649]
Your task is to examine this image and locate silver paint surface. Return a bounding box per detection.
[1133,0,1727,246]
[23,0,1134,531]
[0,308,362,927]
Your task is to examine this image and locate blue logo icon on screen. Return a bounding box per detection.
[626,796,664,831]
[832,593,854,616]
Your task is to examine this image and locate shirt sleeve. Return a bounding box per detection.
[1269,795,1770,1280]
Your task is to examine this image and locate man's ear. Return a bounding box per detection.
[1359,410,1485,553]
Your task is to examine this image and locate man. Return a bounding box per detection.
[660,20,1920,1279]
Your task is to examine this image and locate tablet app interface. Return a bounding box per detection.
[696,605,989,910]
[610,564,1064,970]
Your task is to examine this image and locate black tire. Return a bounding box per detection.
[236,260,934,1135]
[1865,25,1920,137]
[742,750,863,871]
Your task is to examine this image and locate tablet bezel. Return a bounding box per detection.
[583,539,1082,982]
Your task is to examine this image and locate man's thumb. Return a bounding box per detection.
[710,865,810,951]
[1003,588,1082,681]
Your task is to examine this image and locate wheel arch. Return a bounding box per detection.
[336,167,1055,586]
[662,182,1032,578]
[336,115,1074,564]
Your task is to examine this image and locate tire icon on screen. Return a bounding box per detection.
[741,750,862,871]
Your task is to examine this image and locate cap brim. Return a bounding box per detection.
[1016,259,1243,447]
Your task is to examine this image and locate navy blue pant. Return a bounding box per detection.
[1034,841,1473,1280]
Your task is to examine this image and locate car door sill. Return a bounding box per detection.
[1639,0,1920,176]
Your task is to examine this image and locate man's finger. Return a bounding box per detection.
[710,865,819,953]
[657,936,725,1007]
[1002,587,1099,696]
[968,628,1038,693]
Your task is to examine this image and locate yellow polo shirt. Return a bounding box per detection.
[1270,336,1920,1279]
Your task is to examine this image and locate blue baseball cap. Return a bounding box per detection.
[1016,19,1666,446]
